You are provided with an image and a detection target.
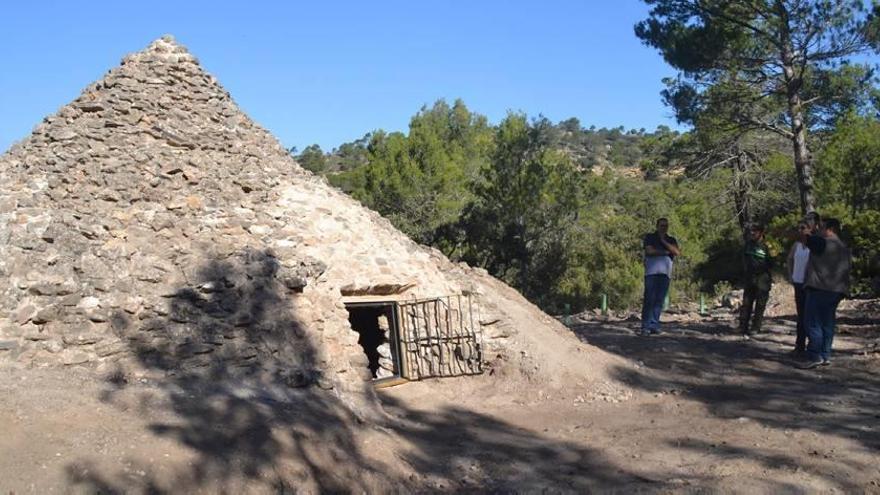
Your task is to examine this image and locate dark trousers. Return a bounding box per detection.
[641,274,670,331]
[805,288,843,362]
[740,284,770,334]
[793,283,807,351]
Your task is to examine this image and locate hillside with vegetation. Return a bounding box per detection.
[296,100,880,311]
[291,97,879,314]
[289,1,880,314]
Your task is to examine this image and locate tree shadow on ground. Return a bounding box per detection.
[374,394,816,493]
[572,314,880,487]
[65,249,683,493]
[65,248,396,492]
[378,395,657,493]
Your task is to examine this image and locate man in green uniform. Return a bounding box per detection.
[740,223,774,337]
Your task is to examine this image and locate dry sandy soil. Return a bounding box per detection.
[1,305,879,494]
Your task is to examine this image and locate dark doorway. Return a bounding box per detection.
[345,302,402,381]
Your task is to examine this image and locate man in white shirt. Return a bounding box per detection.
[786,220,812,355]
[640,218,681,336]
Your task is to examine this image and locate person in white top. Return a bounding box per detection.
[786,220,812,355]
[640,218,681,336]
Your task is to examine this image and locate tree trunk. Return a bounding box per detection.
[789,101,817,214]
[778,5,817,214]
[732,150,752,241]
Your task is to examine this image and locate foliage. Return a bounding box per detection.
[636,0,879,213]
[846,209,880,296]
[313,95,879,312]
[329,99,493,244]
[295,144,327,174]
[638,125,680,178]
[810,114,880,295]
[328,133,371,173]
[817,113,880,214]
[458,113,582,310]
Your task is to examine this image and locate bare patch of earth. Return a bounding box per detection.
[1,307,878,493]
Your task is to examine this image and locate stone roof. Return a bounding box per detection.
[0,36,611,405]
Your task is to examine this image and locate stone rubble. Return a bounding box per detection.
[0,36,599,407]
[375,314,395,379]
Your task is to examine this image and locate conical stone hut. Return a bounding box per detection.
[0,36,622,411]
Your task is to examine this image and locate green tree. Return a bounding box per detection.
[461,113,582,308]
[296,144,327,174]
[813,113,880,295]
[672,116,796,236]
[817,113,880,214]
[638,125,680,178]
[336,99,493,245]
[330,133,371,173]
[636,0,879,213]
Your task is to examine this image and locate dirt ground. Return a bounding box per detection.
[2,305,879,493]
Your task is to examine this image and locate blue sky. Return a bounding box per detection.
[0,1,678,153]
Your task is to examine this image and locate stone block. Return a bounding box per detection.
[41,340,64,353]
[0,340,19,352]
[75,101,106,113]
[61,349,92,365]
[85,308,109,323]
[48,128,77,141]
[32,306,60,325]
[182,342,215,355]
[62,331,104,346]
[15,304,38,325]
[27,284,59,296]
[23,330,51,341]
[60,294,83,307]
[95,341,127,357]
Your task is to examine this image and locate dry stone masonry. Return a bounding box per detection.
[0,36,604,404]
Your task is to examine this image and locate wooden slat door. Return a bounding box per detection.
[396,295,483,380]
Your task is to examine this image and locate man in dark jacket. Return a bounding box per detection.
[797,218,852,369]
[740,223,774,337]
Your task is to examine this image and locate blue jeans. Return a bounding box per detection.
[793,283,807,351]
[641,274,670,331]
[804,288,843,362]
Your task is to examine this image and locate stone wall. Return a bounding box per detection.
[0,36,468,387]
[0,38,360,385]
[0,36,590,400]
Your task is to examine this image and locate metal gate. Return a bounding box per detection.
[397,295,483,379]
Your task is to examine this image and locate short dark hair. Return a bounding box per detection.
[805,211,821,224]
[750,223,765,232]
[656,217,669,226]
[824,217,841,234]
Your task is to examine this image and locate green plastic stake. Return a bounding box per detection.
[663,294,669,311]
[601,293,608,315]
[699,294,707,316]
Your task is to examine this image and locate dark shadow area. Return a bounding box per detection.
[670,438,799,471]
[67,248,396,493]
[572,315,880,465]
[694,235,744,293]
[66,248,687,492]
[377,395,665,493]
[375,395,814,494]
[121,247,320,385]
[653,438,816,493]
[347,303,399,379]
[833,314,880,326]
